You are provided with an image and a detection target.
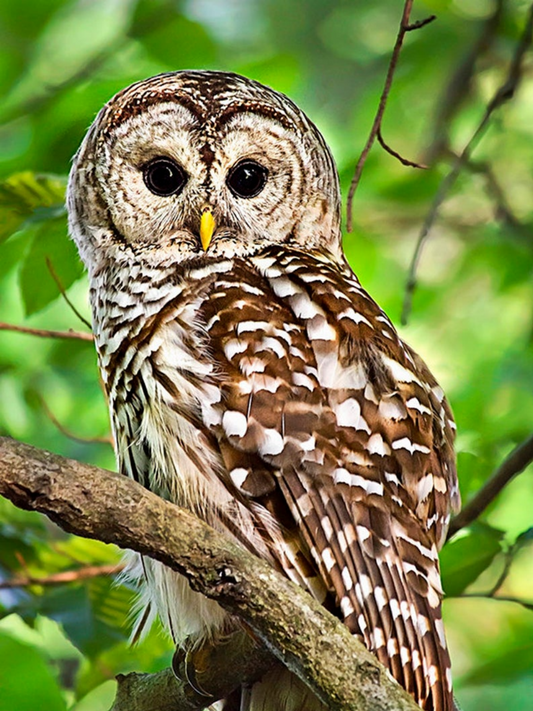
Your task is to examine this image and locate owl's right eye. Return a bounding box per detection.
[143,158,187,197]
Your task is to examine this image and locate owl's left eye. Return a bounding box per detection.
[227,160,268,199]
[143,158,187,197]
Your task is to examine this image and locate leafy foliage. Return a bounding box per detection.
[440,523,505,597]
[1,1,532,709]
[0,631,67,711]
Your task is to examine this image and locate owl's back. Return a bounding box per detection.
[91,245,457,711]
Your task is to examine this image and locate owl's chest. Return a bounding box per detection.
[93,279,230,513]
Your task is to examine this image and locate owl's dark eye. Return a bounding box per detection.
[227,160,268,198]
[143,158,187,197]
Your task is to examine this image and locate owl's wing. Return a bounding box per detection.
[199,246,459,711]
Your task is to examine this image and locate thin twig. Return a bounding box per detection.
[448,433,533,539]
[488,548,515,597]
[45,258,92,330]
[377,128,428,169]
[459,593,533,611]
[406,15,436,31]
[402,2,533,325]
[466,158,533,241]
[425,0,504,163]
[1,44,126,125]
[0,322,93,341]
[14,551,29,573]
[346,1,431,231]
[0,563,123,590]
[39,396,113,446]
[0,7,175,125]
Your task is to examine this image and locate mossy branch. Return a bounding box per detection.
[0,436,420,711]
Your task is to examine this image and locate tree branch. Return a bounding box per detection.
[38,395,113,446]
[459,593,533,612]
[465,158,533,243]
[402,1,533,325]
[377,128,428,169]
[45,257,92,330]
[0,321,94,341]
[448,433,533,539]
[346,1,432,231]
[0,563,123,589]
[0,436,420,711]
[112,630,274,711]
[425,0,504,163]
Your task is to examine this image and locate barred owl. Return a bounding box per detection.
[67,71,460,711]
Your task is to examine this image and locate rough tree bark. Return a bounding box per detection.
[0,436,421,711]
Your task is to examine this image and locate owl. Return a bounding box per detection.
[67,71,460,711]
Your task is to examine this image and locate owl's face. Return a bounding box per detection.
[68,71,341,273]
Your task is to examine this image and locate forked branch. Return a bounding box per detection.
[448,433,533,539]
[402,2,533,324]
[346,1,433,231]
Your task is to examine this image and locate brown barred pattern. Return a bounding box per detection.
[68,71,460,711]
[204,248,457,709]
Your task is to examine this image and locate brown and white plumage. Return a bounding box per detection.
[68,70,460,711]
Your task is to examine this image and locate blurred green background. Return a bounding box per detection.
[1,0,532,709]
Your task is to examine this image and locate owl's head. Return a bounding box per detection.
[68,71,341,273]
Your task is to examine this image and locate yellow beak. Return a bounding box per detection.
[200,207,216,251]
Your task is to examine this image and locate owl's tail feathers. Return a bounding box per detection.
[116,550,159,644]
[238,665,325,711]
[206,690,240,711]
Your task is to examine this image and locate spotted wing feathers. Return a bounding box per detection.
[196,247,458,711]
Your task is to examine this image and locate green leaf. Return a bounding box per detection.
[461,640,533,686]
[140,15,216,68]
[39,580,132,658]
[0,526,40,569]
[52,538,121,567]
[441,523,505,597]
[75,621,173,697]
[0,230,32,279]
[0,172,66,243]
[19,218,83,316]
[0,498,47,534]
[0,631,66,711]
[514,526,533,548]
[87,576,134,636]
[70,680,117,711]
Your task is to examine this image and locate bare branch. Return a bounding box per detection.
[45,257,92,330]
[405,15,436,31]
[448,433,533,539]
[0,563,123,589]
[39,396,113,446]
[0,6,176,125]
[459,593,533,612]
[346,1,430,231]
[0,44,126,125]
[0,321,93,341]
[377,128,428,169]
[402,2,533,325]
[425,0,504,163]
[0,436,420,711]
[112,630,274,711]
[466,158,533,242]
[487,548,515,598]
